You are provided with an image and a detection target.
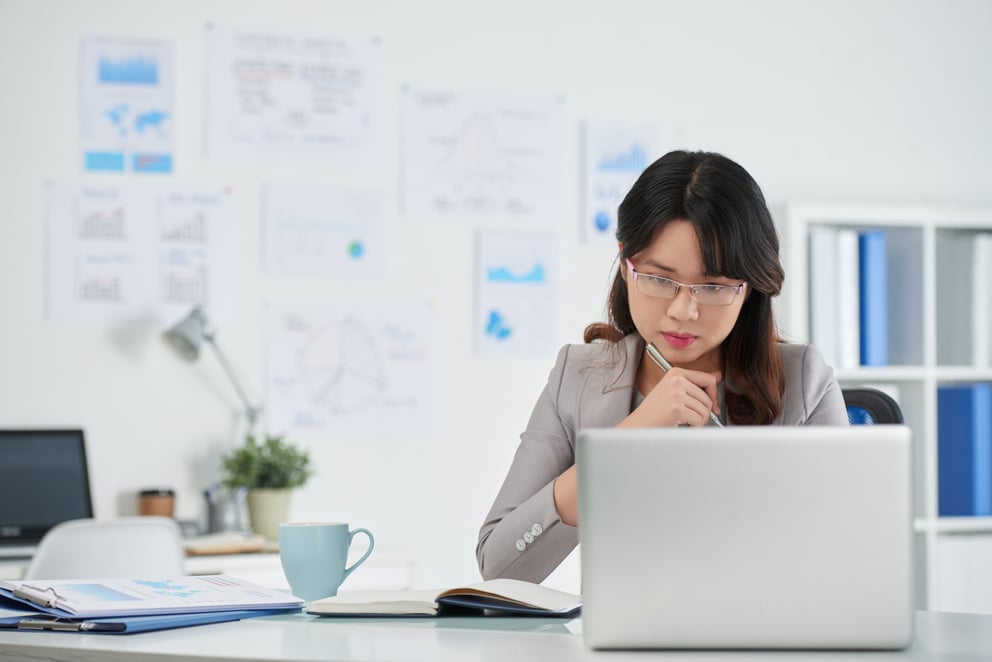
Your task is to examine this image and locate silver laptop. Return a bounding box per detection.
[577,425,913,650]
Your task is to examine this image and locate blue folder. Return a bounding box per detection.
[0,606,298,634]
[859,230,889,366]
[937,383,992,516]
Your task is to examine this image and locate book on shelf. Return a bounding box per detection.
[808,226,839,367]
[835,228,861,369]
[937,383,992,517]
[308,578,581,617]
[936,231,975,366]
[973,234,992,367]
[858,230,888,366]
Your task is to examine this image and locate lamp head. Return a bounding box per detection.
[164,307,210,361]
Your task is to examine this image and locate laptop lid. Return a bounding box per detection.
[0,429,93,557]
[576,425,914,650]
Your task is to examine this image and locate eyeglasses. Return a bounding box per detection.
[625,259,746,306]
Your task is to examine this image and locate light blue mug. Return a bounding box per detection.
[278,522,375,600]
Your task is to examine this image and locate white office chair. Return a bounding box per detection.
[24,517,186,579]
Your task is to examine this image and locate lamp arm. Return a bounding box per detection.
[204,336,262,430]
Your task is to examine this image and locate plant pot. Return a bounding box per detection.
[246,488,293,541]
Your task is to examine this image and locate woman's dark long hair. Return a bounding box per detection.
[584,150,785,425]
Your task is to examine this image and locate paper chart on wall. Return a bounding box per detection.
[401,89,563,220]
[206,25,376,164]
[265,303,433,435]
[476,230,557,357]
[582,121,658,243]
[80,36,175,174]
[264,183,385,279]
[46,181,231,321]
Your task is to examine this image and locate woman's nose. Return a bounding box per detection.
[665,287,699,321]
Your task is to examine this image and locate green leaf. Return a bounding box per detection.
[220,434,312,489]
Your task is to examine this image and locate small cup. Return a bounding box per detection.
[138,489,175,517]
[279,522,374,600]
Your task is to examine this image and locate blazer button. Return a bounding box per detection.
[531,523,543,536]
[523,532,534,544]
[515,538,526,552]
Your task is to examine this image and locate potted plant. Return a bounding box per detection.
[220,434,312,541]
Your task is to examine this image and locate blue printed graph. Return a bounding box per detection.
[134,579,205,599]
[485,310,512,340]
[597,143,648,173]
[102,105,170,138]
[59,584,140,602]
[135,110,169,134]
[594,211,611,233]
[486,264,546,284]
[99,56,159,85]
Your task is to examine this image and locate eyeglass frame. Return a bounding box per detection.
[625,258,747,306]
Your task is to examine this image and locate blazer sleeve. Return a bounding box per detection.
[476,345,580,582]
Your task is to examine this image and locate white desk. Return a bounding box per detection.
[2,611,992,661]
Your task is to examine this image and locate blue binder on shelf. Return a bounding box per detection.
[859,230,889,366]
[937,383,992,517]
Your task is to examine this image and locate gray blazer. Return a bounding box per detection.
[476,333,849,583]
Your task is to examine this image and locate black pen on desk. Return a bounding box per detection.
[645,343,725,428]
[11,617,126,632]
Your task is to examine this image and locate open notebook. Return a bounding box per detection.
[308,578,580,617]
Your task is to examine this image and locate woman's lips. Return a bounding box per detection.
[662,332,696,349]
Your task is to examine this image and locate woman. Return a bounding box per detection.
[477,150,848,583]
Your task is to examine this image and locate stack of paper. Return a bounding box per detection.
[0,575,302,634]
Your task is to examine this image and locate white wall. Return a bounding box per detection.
[1,0,990,590]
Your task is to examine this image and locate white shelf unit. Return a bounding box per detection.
[775,202,992,612]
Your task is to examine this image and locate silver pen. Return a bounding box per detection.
[645,343,725,427]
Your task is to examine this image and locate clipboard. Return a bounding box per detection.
[0,607,296,634]
[0,576,303,619]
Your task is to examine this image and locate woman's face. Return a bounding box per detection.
[623,219,747,373]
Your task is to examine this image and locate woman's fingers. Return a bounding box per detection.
[658,368,722,426]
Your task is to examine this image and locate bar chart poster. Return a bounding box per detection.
[80,36,174,174]
[475,229,557,357]
[265,302,434,436]
[46,181,231,321]
[402,89,563,221]
[582,121,658,243]
[206,25,377,164]
[264,183,385,279]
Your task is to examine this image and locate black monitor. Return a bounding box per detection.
[0,429,93,555]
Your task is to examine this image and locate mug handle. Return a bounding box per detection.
[341,528,375,581]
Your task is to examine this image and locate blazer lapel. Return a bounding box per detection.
[576,334,643,430]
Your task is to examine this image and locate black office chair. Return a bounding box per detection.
[842,387,905,425]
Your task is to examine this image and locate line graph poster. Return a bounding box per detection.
[476,230,557,357]
[81,36,174,173]
[206,25,376,164]
[265,303,434,435]
[47,181,230,320]
[582,121,658,243]
[402,89,563,220]
[264,183,385,278]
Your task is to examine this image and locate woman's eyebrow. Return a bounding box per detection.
[640,259,732,281]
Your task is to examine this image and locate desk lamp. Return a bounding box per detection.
[164,307,262,432]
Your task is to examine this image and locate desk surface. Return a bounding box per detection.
[2,611,992,661]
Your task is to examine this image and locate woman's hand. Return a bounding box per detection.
[622,367,722,428]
